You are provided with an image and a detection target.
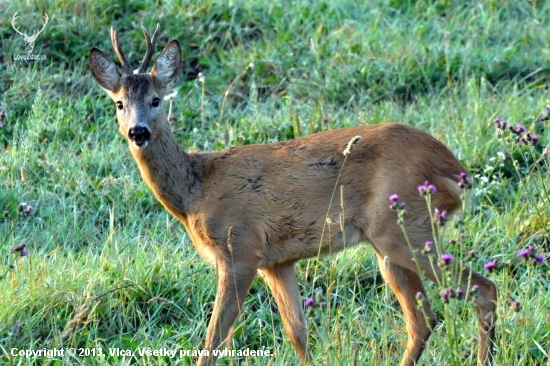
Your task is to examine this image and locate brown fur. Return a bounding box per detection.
[90,29,497,366]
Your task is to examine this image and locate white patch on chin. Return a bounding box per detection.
[132,140,149,149]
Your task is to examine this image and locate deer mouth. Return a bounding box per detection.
[128,126,152,148]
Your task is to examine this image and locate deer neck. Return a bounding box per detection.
[130,124,197,221]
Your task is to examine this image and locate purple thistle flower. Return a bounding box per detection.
[447,287,456,298]
[417,181,437,196]
[20,249,29,257]
[532,135,539,145]
[494,119,507,130]
[519,136,528,145]
[484,259,499,273]
[533,254,545,266]
[441,291,449,304]
[304,298,314,307]
[441,253,453,264]
[512,299,520,312]
[518,248,531,260]
[540,116,549,122]
[516,124,526,133]
[458,172,472,189]
[470,284,479,297]
[433,208,448,226]
[0,109,6,125]
[389,194,405,211]
[468,250,476,260]
[456,288,465,300]
[12,243,27,253]
[518,246,542,264]
[422,241,433,255]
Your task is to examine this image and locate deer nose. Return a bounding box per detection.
[128,126,152,147]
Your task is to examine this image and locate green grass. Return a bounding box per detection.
[1,0,549,365]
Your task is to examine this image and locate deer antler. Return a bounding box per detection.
[138,24,161,73]
[110,27,132,74]
[31,14,49,38]
[11,12,27,38]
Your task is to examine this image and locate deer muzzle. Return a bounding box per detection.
[128,126,152,148]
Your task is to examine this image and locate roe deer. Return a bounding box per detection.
[89,25,497,366]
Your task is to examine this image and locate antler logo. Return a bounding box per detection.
[11,11,49,54]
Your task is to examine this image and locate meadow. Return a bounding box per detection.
[0,0,549,365]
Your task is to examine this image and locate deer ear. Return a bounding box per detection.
[151,40,181,88]
[90,48,121,92]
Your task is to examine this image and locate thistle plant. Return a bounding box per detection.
[388,170,496,364]
[1,201,34,281]
[388,107,549,364]
[491,108,548,265]
[0,109,6,127]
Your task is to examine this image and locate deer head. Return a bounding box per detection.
[89,25,181,149]
[11,12,49,54]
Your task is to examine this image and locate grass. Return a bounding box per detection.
[1,0,549,365]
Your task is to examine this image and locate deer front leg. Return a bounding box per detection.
[198,261,258,366]
[260,263,311,365]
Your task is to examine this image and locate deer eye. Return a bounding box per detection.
[116,101,123,110]
[151,98,160,107]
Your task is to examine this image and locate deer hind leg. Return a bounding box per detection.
[260,262,311,365]
[198,261,258,366]
[460,268,497,366]
[423,266,496,366]
[374,250,437,366]
[372,232,497,366]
